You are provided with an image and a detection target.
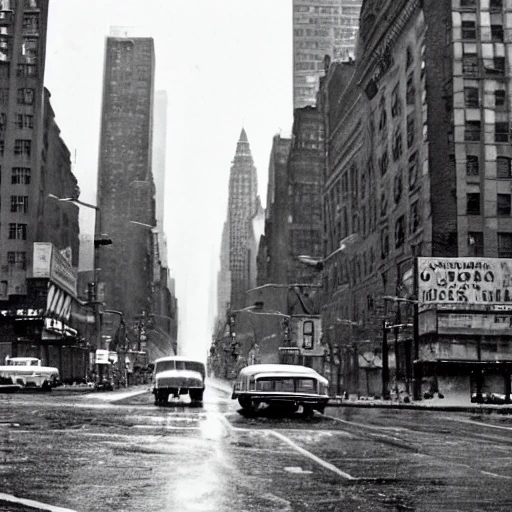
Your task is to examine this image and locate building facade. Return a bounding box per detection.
[287,106,325,284]
[226,128,259,310]
[96,30,157,347]
[320,0,512,401]
[257,135,291,286]
[293,0,362,108]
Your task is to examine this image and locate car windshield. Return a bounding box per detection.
[155,360,205,378]
[255,377,316,393]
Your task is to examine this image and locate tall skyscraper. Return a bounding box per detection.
[293,0,362,108]
[0,0,50,298]
[225,129,259,310]
[96,28,156,341]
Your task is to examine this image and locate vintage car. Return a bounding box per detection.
[232,364,330,416]
[0,357,60,390]
[152,356,206,405]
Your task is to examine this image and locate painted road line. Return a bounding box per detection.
[269,430,356,480]
[0,493,77,512]
[446,417,512,431]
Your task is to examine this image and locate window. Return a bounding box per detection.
[465,121,481,141]
[463,54,478,74]
[495,89,506,107]
[462,21,477,40]
[380,191,388,217]
[467,193,481,215]
[498,194,511,216]
[406,46,413,68]
[490,57,505,74]
[0,63,9,78]
[391,83,401,117]
[17,88,34,105]
[407,113,415,148]
[14,139,31,156]
[408,151,418,190]
[0,88,9,105]
[381,227,389,259]
[7,252,26,270]
[406,73,415,105]
[10,195,28,213]
[460,0,476,6]
[17,64,37,77]
[8,223,27,240]
[22,14,39,33]
[495,122,509,142]
[379,149,388,176]
[466,155,479,176]
[21,38,38,63]
[392,127,402,161]
[11,167,30,184]
[498,232,512,257]
[410,201,421,233]
[393,170,403,204]
[490,0,503,9]
[497,157,512,178]
[464,87,479,107]
[491,25,504,42]
[395,216,405,248]
[468,232,484,256]
[378,97,387,131]
[16,114,33,129]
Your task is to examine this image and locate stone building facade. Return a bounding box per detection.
[320,0,512,401]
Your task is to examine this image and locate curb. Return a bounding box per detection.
[327,401,512,414]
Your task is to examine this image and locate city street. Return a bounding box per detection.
[1,382,512,512]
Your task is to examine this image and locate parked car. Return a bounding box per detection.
[152,356,206,405]
[0,357,60,390]
[232,364,330,416]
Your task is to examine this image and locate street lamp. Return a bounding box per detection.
[48,193,99,211]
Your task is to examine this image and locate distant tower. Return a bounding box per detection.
[226,129,258,309]
[96,29,156,338]
[293,0,362,108]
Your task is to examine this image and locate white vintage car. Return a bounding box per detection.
[152,356,206,405]
[0,357,60,390]
[232,364,330,416]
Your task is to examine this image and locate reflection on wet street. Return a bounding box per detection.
[1,384,512,511]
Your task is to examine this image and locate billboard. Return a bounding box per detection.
[33,243,77,297]
[418,257,512,305]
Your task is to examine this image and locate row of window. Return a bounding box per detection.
[463,86,505,108]
[466,192,512,215]
[463,155,511,177]
[0,88,35,105]
[460,0,503,9]
[0,63,38,79]
[461,21,504,42]
[464,120,510,142]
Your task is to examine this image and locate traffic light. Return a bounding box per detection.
[282,317,290,341]
[228,315,236,338]
[303,320,314,350]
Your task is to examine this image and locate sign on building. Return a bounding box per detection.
[418,257,512,305]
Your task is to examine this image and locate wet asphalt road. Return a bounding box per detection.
[1,382,512,512]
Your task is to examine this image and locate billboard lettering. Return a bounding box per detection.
[418,257,512,305]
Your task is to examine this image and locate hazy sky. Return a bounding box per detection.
[45,0,293,359]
